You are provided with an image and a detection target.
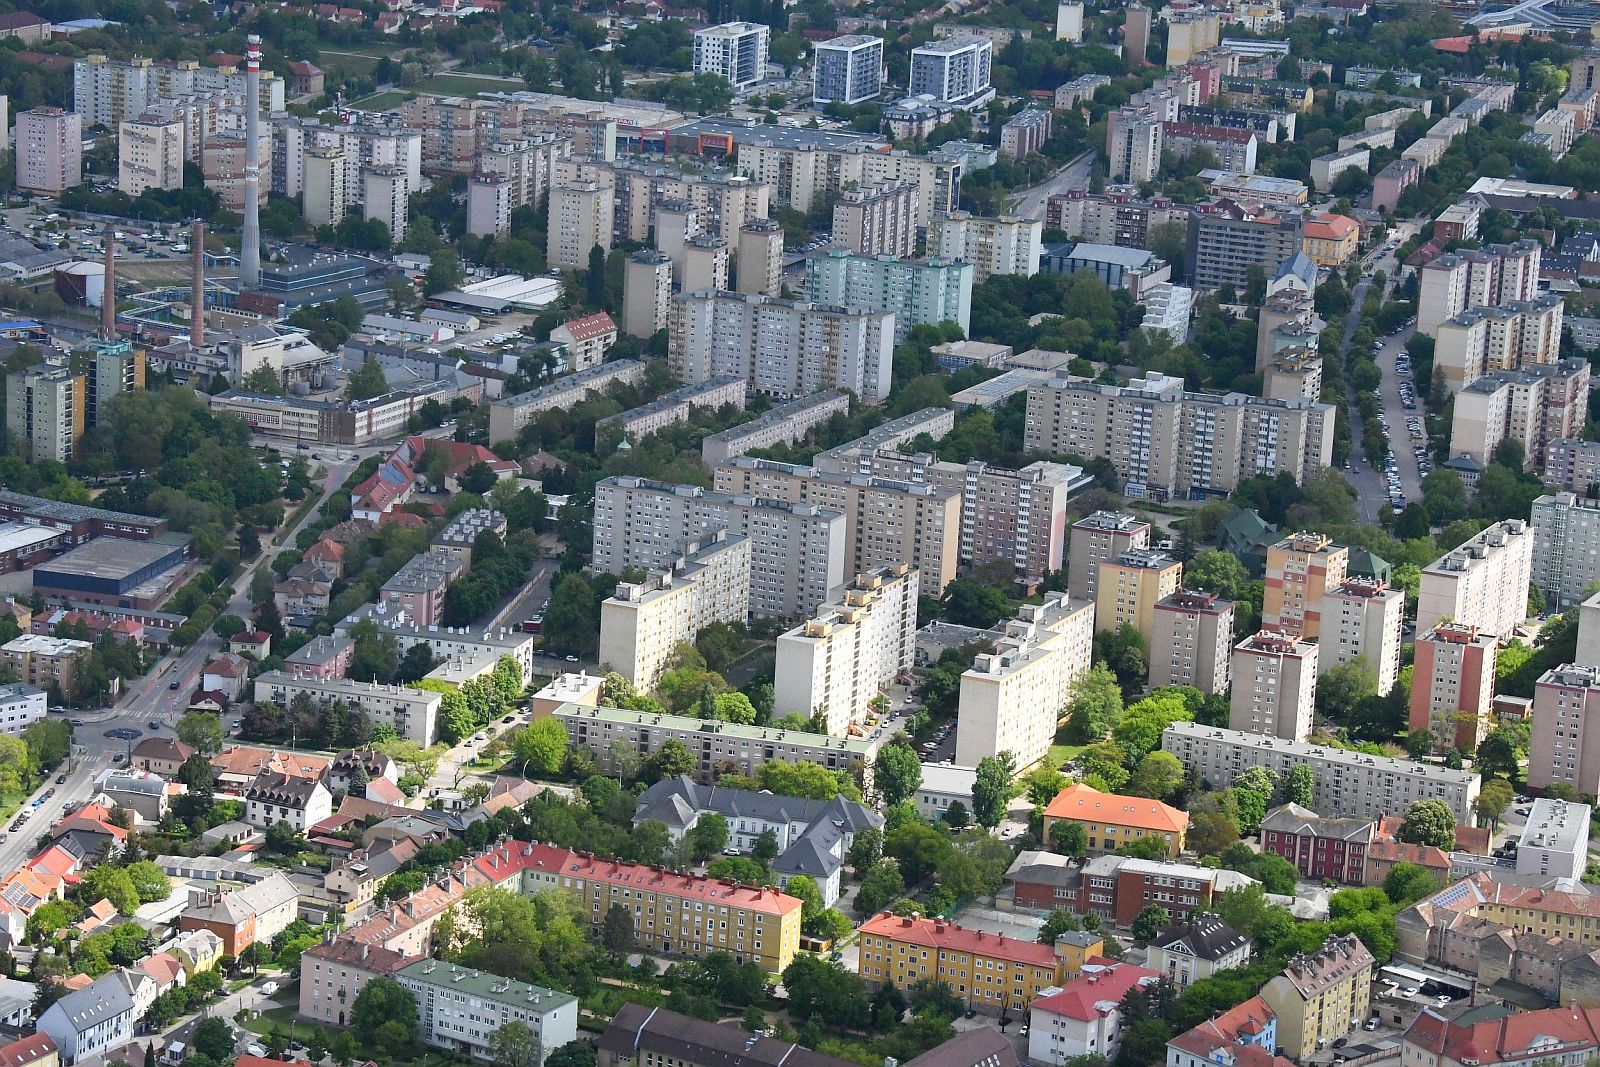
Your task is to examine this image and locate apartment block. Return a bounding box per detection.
[303,145,353,227]
[1185,206,1305,292]
[487,361,647,445]
[1416,241,1542,338]
[547,179,613,271]
[736,219,784,297]
[954,594,1094,770]
[813,35,884,105]
[1532,492,1600,609]
[1260,936,1373,1060]
[1229,630,1317,742]
[1166,12,1221,63]
[598,534,751,691]
[1517,797,1590,883]
[713,457,960,598]
[735,142,960,227]
[1161,122,1258,174]
[377,551,463,628]
[669,291,894,404]
[592,476,846,620]
[843,451,1078,587]
[1142,283,1194,345]
[1449,359,1589,469]
[1410,622,1498,754]
[250,671,441,745]
[1417,519,1535,637]
[1107,109,1164,183]
[832,181,918,258]
[1149,589,1234,694]
[693,22,770,92]
[1067,512,1151,603]
[364,165,409,246]
[909,36,994,106]
[465,136,573,237]
[1095,549,1182,640]
[16,108,81,194]
[1064,856,1249,929]
[595,377,747,450]
[398,961,577,1065]
[700,391,851,466]
[1543,439,1600,494]
[74,53,285,127]
[1162,722,1482,825]
[1530,664,1600,795]
[1000,109,1053,158]
[1263,532,1349,640]
[272,116,423,203]
[682,236,730,294]
[812,409,957,474]
[803,250,973,343]
[1257,289,1320,372]
[1024,372,1335,499]
[1432,294,1564,395]
[927,211,1042,282]
[1259,805,1373,885]
[857,914,1076,1016]
[0,634,89,699]
[1321,578,1404,694]
[773,566,917,734]
[621,251,672,340]
[118,115,184,195]
[1263,348,1322,402]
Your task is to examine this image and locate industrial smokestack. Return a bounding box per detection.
[191,220,206,348]
[239,34,262,290]
[101,227,115,340]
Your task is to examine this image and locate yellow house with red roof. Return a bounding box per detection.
[858,913,1082,1015]
[1042,783,1188,858]
[1302,213,1360,268]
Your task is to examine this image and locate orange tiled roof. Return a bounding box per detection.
[859,913,1060,967]
[561,852,802,917]
[1043,782,1188,833]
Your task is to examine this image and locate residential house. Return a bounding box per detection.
[177,872,300,957]
[1006,851,1080,911]
[229,631,272,660]
[1402,1004,1600,1067]
[37,970,140,1064]
[1068,856,1258,928]
[323,839,420,915]
[283,636,355,680]
[211,747,331,795]
[47,802,128,858]
[1041,783,1188,858]
[1147,916,1251,989]
[244,771,333,834]
[170,929,224,974]
[1165,996,1286,1067]
[93,768,170,823]
[298,937,415,1028]
[324,748,398,795]
[1259,935,1374,1058]
[1027,959,1162,1063]
[200,654,249,702]
[130,737,195,778]
[1259,803,1374,885]
[857,913,1080,1015]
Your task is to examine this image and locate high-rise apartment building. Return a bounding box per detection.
[117,115,184,195]
[669,292,894,403]
[272,116,423,203]
[954,594,1095,770]
[1263,532,1349,640]
[364,165,409,246]
[4,364,83,463]
[74,53,285,127]
[1433,294,1564,395]
[773,566,917,734]
[1125,3,1152,65]
[1024,372,1335,499]
[1185,207,1304,292]
[1450,359,1590,469]
[592,476,846,620]
[548,179,614,270]
[1417,519,1534,637]
[1410,622,1497,753]
[1321,577,1404,694]
[1057,1,1085,42]
[1045,188,1189,248]
[1000,109,1053,158]
[1067,512,1151,603]
[1230,630,1317,741]
[803,250,973,343]
[15,108,81,194]
[693,22,770,92]
[598,534,751,690]
[832,181,918,258]
[736,142,960,226]
[1107,109,1164,183]
[713,457,960,598]
[1416,241,1542,337]
[813,35,884,105]
[927,211,1043,282]
[302,145,352,227]
[1257,289,1320,372]
[465,136,572,236]
[1150,589,1234,694]
[1096,549,1183,640]
[1532,492,1600,608]
[622,251,672,340]
[558,160,768,246]
[736,219,784,297]
[681,236,730,294]
[909,37,994,106]
[1529,663,1600,795]
[83,339,145,430]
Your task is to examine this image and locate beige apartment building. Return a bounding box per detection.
[1264,348,1323,402]
[714,457,960,598]
[1095,549,1182,639]
[1449,358,1589,469]
[1529,663,1600,795]
[1263,532,1349,639]
[622,251,673,340]
[1417,241,1542,337]
[927,211,1043,282]
[1229,630,1318,741]
[1417,519,1534,637]
[548,178,614,270]
[302,145,352,227]
[681,236,730,293]
[5,364,83,464]
[1410,622,1497,753]
[0,635,91,700]
[832,181,919,258]
[1107,108,1164,184]
[1149,589,1234,694]
[364,165,410,246]
[735,141,960,227]
[954,594,1095,771]
[773,566,917,734]
[736,219,784,296]
[118,115,184,195]
[591,476,846,620]
[464,135,573,237]
[598,534,751,691]
[701,391,850,465]
[16,108,81,194]
[1024,372,1335,499]
[557,158,770,245]
[487,360,647,444]
[1432,294,1564,395]
[1260,935,1374,1060]
[1067,512,1151,603]
[1320,578,1405,695]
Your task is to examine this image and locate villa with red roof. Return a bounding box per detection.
[550,312,617,371]
[1042,783,1189,858]
[1027,958,1161,1062]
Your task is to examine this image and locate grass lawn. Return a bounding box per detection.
[1047,743,1089,768]
[319,50,382,74]
[239,1000,300,1038]
[350,90,413,109]
[413,73,527,96]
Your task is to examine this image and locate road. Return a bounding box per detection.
[1009,151,1096,221]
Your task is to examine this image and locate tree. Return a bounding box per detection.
[647,739,696,782]
[874,744,922,807]
[1127,751,1184,801]
[752,828,779,867]
[1064,665,1123,743]
[971,754,1014,828]
[344,358,390,401]
[942,578,1012,628]
[1131,905,1171,942]
[351,977,418,1056]
[856,859,905,917]
[1318,658,1377,723]
[781,955,868,1028]
[459,462,498,495]
[424,248,464,295]
[1475,778,1514,826]
[489,1023,543,1067]
[1188,811,1240,857]
[547,1043,597,1067]
[514,718,568,777]
[685,813,730,861]
[1476,729,1520,779]
[176,711,224,755]
[601,903,635,957]
[1184,551,1248,600]
[1283,764,1315,808]
[585,245,607,308]
[193,1019,234,1062]
[544,573,599,657]
[81,865,140,915]
[124,860,171,903]
[1382,862,1440,907]
[1231,766,1277,836]
[1050,820,1088,860]
[1398,799,1456,850]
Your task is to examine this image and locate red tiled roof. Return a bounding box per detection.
[561,852,801,916]
[1032,958,1161,1021]
[1305,214,1358,241]
[859,913,1060,967]
[1168,995,1276,1058]
[1043,783,1188,833]
[1163,121,1256,144]
[1405,1005,1600,1065]
[556,312,617,342]
[0,1034,58,1067]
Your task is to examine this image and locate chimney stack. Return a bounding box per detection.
[239,34,263,290]
[190,220,206,347]
[101,228,116,340]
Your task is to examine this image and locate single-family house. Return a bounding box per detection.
[37,970,140,1064]
[229,631,272,660]
[130,737,195,779]
[200,655,249,703]
[93,769,170,823]
[324,748,398,795]
[1147,916,1252,989]
[169,929,224,975]
[244,771,332,834]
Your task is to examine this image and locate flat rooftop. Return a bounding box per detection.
[34,537,182,581]
[1520,797,1591,853]
[0,522,62,556]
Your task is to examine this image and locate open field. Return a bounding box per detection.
[319,50,383,74]
[349,90,412,109]
[412,72,527,96]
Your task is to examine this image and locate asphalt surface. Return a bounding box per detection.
[1010,151,1096,221]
